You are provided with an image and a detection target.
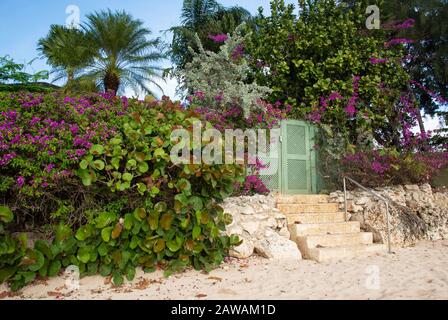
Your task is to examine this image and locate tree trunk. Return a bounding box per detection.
[416,110,426,137]
[66,71,74,88]
[104,71,120,95]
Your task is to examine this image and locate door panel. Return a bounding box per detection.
[281,120,313,194]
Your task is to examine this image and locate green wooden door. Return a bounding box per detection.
[281,120,317,194]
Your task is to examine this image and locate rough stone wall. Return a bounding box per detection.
[221,194,301,260]
[329,184,448,247]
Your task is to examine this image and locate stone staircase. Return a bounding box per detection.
[276,195,387,262]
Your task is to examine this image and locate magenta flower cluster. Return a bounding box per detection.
[394,19,416,30]
[308,91,344,123]
[410,80,448,105]
[345,76,361,117]
[208,34,228,43]
[385,38,415,47]
[370,57,388,64]
[231,44,245,60]
[241,175,270,195]
[0,91,125,191]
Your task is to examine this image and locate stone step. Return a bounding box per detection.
[287,212,346,224]
[306,244,387,262]
[289,221,361,239]
[276,194,330,204]
[277,203,340,214]
[296,232,373,249]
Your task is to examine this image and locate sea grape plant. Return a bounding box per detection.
[0,91,245,291]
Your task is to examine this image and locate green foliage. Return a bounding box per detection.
[169,0,251,70]
[82,10,165,95]
[247,0,410,147]
[37,10,165,95]
[0,56,49,84]
[177,24,272,117]
[0,92,245,291]
[0,82,59,93]
[37,25,94,88]
[337,149,448,188]
[381,0,448,116]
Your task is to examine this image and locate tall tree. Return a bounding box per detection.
[82,10,165,95]
[247,0,411,149]
[382,0,448,116]
[169,0,251,70]
[37,25,93,87]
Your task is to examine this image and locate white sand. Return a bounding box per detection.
[1,240,447,300]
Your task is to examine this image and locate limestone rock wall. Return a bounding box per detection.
[329,184,448,247]
[221,194,301,260]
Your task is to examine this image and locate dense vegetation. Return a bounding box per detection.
[1,0,447,291]
[0,92,244,290]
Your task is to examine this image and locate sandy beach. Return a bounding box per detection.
[1,240,447,300]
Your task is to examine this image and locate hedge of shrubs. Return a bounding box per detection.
[0,92,245,290]
[340,149,448,188]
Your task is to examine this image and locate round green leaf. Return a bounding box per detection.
[90,144,105,155]
[153,239,165,253]
[0,205,13,223]
[160,213,174,231]
[122,173,133,182]
[154,202,167,212]
[99,264,112,277]
[93,160,105,170]
[28,249,45,272]
[126,159,137,169]
[101,226,114,242]
[192,225,201,240]
[79,160,89,170]
[138,162,149,173]
[48,260,62,277]
[112,271,124,286]
[77,247,91,264]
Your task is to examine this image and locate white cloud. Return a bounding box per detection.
[150,76,181,101]
[123,74,181,101]
[412,113,443,134]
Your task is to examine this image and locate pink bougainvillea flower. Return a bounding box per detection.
[17,176,25,188]
[45,164,56,173]
[208,34,228,43]
[394,18,415,30]
[328,92,344,101]
[385,38,415,47]
[69,124,79,135]
[214,94,223,103]
[345,103,356,117]
[231,44,245,60]
[370,57,388,64]
[194,91,205,101]
[344,76,360,117]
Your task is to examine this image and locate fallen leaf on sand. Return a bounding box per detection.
[208,276,223,282]
[133,278,151,290]
[55,285,67,292]
[104,276,112,285]
[91,289,103,294]
[195,293,207,298]
[0,291,10,299]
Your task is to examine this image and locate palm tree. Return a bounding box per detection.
[169,0,251,69]
[82,10,165,95]
[37,25,93,87]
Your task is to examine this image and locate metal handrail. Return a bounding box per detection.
[343,176,392,254]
